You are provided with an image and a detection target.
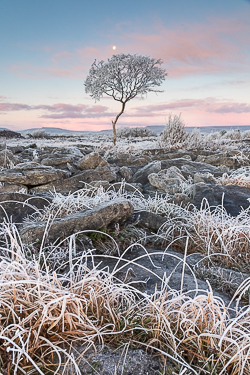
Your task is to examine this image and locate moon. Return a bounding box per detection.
[112,45,117,50]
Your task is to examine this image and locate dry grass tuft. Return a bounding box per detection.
[219,167,250,188]
[156,198,250,274]
[0,221,250,374]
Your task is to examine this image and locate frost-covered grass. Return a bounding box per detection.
[5,123,250,156]
[2,125,250,373]
[191,201,250,272]
[157,197,250,274]
[23,183,250,274]
[24,182,184,222]
[1,222,250,374]
[219,167,250,189]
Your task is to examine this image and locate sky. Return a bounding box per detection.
[0,0,250,132]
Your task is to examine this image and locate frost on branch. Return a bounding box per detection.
[84,54,167,145]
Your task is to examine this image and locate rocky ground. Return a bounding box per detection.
[1,130,250,374]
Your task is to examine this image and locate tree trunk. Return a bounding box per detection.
[112,101,126,145]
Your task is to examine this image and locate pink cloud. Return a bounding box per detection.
[37,103,112,119]
[209,103,250,114]
[132,100,206,114]
[0,101,112,119]
[2,98,250,128]
[117,17,250,78]
[7,12,250,84]
[0,103,33,112]
[130,98,250,117]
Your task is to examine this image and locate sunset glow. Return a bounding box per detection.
[0,0,250,132]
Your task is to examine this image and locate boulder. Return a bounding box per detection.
[134,211,167,231]
[0,192,51,224]
[191,183,250,216]
[75,166,117,183]
[0,183,28,194]
[161,158,227,177]
[108,153,152,167]
[119,166,133,182]
[41,156,74,167]
[92,247,233,305]
[152,150,194,161]
[57,146,84,158]
[31,166,117,194]
[132,161,161,184]
[7,145,24,154]
[193,172,217,184]
[20,198,134,244]
[148,166,189,195]
[196,153,236,168]
[77,152,108,169]
[76,145,95,155]
[0,162,69,186]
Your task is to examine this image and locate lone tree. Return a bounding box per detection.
[84,53,167,145]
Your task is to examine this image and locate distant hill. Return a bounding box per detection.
[1,125,250,136]
[148,125,250,134]
[18,127,95,136]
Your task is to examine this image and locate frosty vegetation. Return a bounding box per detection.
[1,185,250,374]
[2,115,250,374]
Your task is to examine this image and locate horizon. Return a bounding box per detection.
[1,0,250,132]
[2,124,250,136]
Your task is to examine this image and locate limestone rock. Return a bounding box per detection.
[196,153,235,168]
[191,183,250,216]
[77,166,117,183]
[77,152,108,170]
[148,166,189,194]
[7,145,24,154]
[108,153,152,167]
[0,162,69,186]
[0,192,51,224]
[161,158,226,177]
[20,198,134,244]
[193,172,217,184]
[119,166,133,182]
[58,146,84,158]
[152,150,194,161]
[134,211,167,231]
[30,167,116,195]
[132,161,161,184]
[0,183,28,194]
[41,156,74,167]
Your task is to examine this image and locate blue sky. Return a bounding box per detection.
[0,0,250,131]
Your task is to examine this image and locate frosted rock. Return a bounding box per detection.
[77,152,108,170]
